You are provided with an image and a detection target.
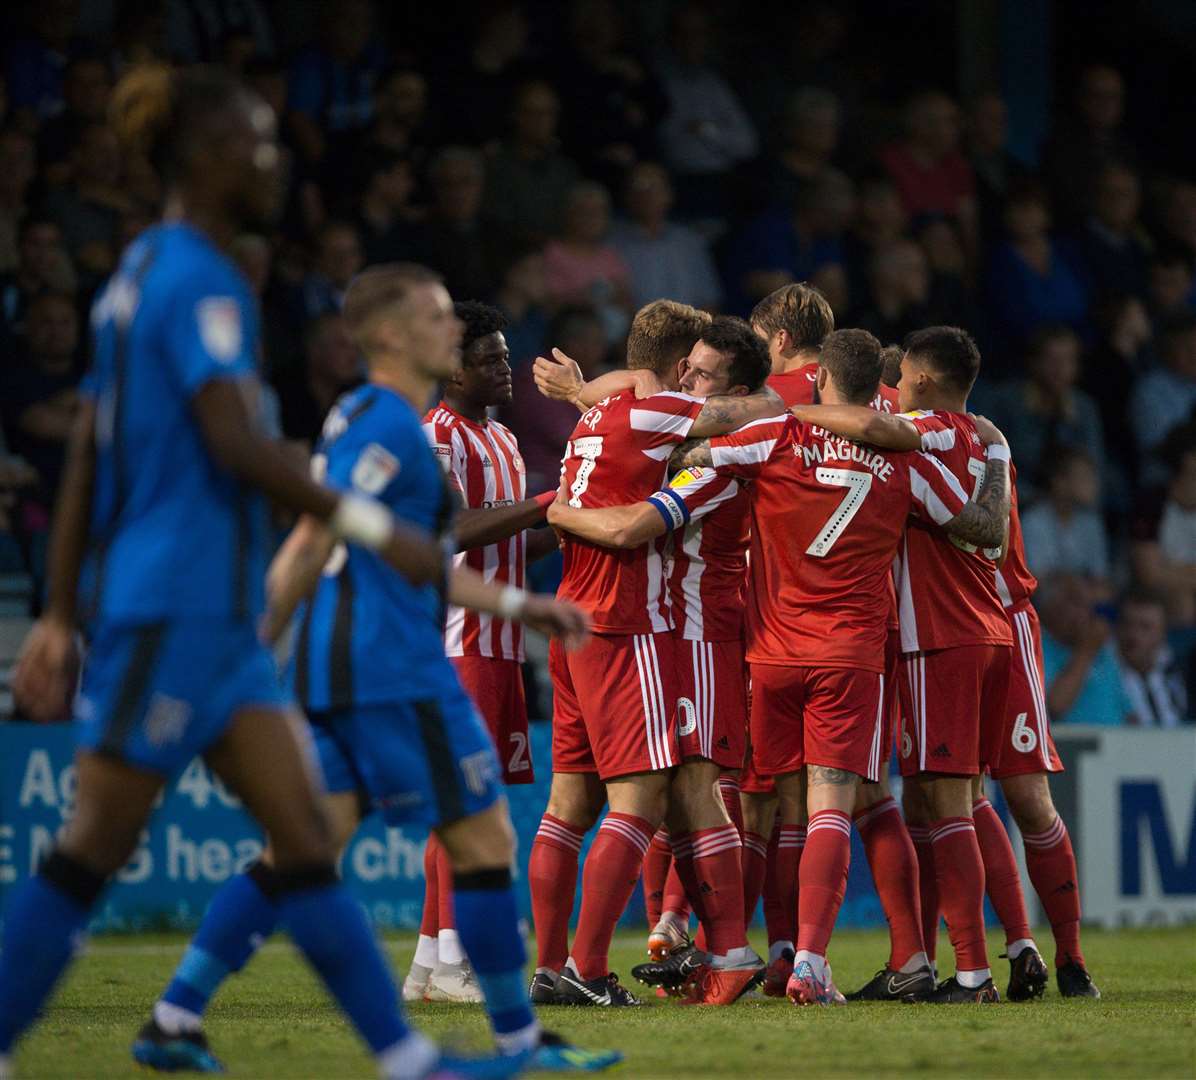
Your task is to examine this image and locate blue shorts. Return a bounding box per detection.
[309,684,502,828]
[75,619,290,777]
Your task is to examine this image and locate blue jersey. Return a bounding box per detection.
[82,222,272,624]
[292,383,458,710]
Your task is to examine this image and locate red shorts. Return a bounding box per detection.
[989,605,1063,779]
[898,644,1012,778]
[749,663,887,782]
[676,637,747,770]
[875,628,902,779]
[550,632,680,781]
[740,672,774,794]
[451,655,533,785]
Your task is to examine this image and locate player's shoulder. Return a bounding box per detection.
[424,404,463,436]
[322,383,411,449]
[152,224,245,296]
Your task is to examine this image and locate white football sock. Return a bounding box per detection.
[437,928,464,967]
[412,933,438,969]
[955,967,992,988]
[152,1000,203,1036]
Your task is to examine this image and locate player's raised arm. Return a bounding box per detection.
[789,402,922,450]
[943,414,1012,552]
[688,384,785,437]
[533,348,662,410]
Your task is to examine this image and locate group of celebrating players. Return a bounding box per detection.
[0,61,1099,1080]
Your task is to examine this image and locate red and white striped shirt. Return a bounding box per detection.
[424,402,527,661]
[996,462,1037,612]
[769,361,900,413]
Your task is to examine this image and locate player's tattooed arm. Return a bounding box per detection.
[690,385,785,437]
[546,501,667,548]
[789,404,921,450]
[808,766,858,786]
[945,457,1010,549]
[669,438,714,472]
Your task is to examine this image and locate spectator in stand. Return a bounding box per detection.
[1130,313,1196,488]
[483,81,580,249]
[1038,572,1129,725]
[654,5,758,220]
[505,304,609,493]
[841,173,907,305]
[493,246,550,371]
[365,68,435,163]
[542,181,633,342]
[4,0,83,128]
[913,215,981,332]
[0,217,75,347]
[164,0,275,64]
[1021,447,1110,584]
[986,180,1090,359]
[231,233,296,382]
[760,88,841,215]
[409,145,505,301]
[299,220,362,320]
[1044,64,1137,230]
[967,90,1027,252]
[852,240,932,345]
[724,167,852,315]
[0,429,37,538]
[350,148,419,265]
[553,0,668,187]
[285,0,388,168]
[37,55,110,187]
[987,325,1105,502]
[879,90,977,252]
[273,312,363,446]
[0,128,36,274]
[1158,180,1196,274]
[1149,247,1195,321]
[1156,445,1196,623]
[1115,589,1189,726]
[0,292,80,506]
[1071,161,1151,300]
[611,162,721,312]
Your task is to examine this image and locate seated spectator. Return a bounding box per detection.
[542,182,633,341]
[408,145,505,301]
[0,127,36,273]
[350,148,419,265]
[1038,572,1130,725]
[611,162,721,312]
[1129,313,1196,488]
[299,220,363,320]
[0,292,81,506]
[759,88,841,214]
[1115,589,1189,726]
[483,81,580,248]
[1149,247,1195,322]
[1070,161,1151,299]
[723,168,852,315]
[879,90,977,249]
[273,313,363,446]
[493,247,550,370]
[40,121,130,286]
[504,305,609,493]
[851,240,932,345]
[967,90,1028,251]
[987,325,1105,501]
[1021,447,1110,583]
[986,181,1089,359]
[0,217,76,346]
[654,5,757,219]
[37,55,111,186]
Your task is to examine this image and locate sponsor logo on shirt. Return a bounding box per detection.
[196,297,242,363]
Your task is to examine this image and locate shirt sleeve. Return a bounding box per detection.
[646,466,740,532]
[707,415,790,479]
[903,411,958,454]
[324,414,407,504]
[907,451,970,525]
[628,391,707,455]
[422,415,466,496]
[162,277,257,396]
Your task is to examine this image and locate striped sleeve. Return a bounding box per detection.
[903,410,957,453]
[908,452,970,524]
[646,466,739,532]
[422,410,466,495]
[708,414,790,478]
[629,391,707,452]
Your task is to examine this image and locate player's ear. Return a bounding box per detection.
[815,366,830,391]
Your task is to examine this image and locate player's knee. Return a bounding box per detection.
[38,847,110,907]
[1004,777,1057,835]
[546,782,602,830]
[59,816,143,877]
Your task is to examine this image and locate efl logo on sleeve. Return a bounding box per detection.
[352,443,401,494]
[196,297,242,363]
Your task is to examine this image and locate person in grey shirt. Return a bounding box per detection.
[1021,446,1110,584]
[1130,313,1196,488]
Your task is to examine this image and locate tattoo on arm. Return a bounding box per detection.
[807,766,858,786]
[948,458,1010,549]
[669,438,714,472]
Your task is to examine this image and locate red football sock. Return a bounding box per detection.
[796,810,851,957]
[854,797,924,970]
[666,832,701,924]
[571,813,655,980]
[420,834,441,938]
[690,824,747,955]
[718,777,745,836]
[973,798,1032,945]
[1022,816,1085,968]
[930,817,989,973]
[741,830,768,929]
[643,828,673,927]
[435,837,455,932]
[765,824,804,948]
[908,825,939,965]
[529,813,586,972]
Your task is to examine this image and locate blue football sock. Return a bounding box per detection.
[0,855,104,1053]
[161,866,280,1016]
[453,867,539,1053]
[279,875,408,1055]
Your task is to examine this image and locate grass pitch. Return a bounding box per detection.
[15,926,1196,1078]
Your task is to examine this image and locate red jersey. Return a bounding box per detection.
[652,414,970,672]
[996,462,1036,611]
[558,390,706,634]
[769,362,900,413]
[424,403,527,661]
[664,469,749,642]
[898,410,1014,652]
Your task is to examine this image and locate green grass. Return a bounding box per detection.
[15,927,1196,1078]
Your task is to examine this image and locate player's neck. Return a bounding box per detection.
[771,349,818,376]
[163,192,237,252]
[913,392,967,414]
[369,364,435,412]
[443,391,487,424]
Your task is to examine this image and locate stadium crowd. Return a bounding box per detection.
[0,0,1193,732]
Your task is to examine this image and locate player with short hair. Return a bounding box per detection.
[406,300,560,1003]
[550,327,1012,1006]
[0,65,522,1080]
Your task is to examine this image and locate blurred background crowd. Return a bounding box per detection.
[0,0,1193,726]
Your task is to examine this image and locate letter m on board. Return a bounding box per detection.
[1120,781,1196,896]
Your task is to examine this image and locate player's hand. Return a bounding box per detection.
[533,349,585,405]
[519,594,590,649]
[969,413,1008,448]
[1077,613,1111,655]
[12,615,79,723]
